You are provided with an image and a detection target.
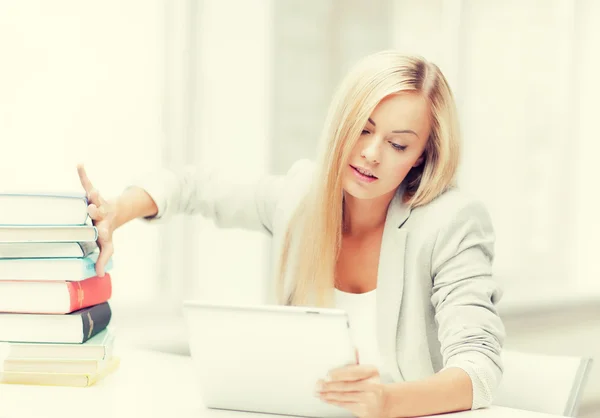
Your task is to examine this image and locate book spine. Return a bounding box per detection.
[81,253,112,278]
[80,302,112,343]
[66,274,112,313]
[77,241,98,257]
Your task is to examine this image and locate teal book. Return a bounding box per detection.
[0,240,98,259]
[0,252,113,282]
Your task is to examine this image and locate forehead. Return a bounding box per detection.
[370,92,431,130]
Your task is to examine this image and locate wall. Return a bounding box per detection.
[0,0,163,307]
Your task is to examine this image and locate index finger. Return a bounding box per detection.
[326,364,379,383]
[77,164,94,196]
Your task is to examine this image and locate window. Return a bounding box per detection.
[392,0,600,311]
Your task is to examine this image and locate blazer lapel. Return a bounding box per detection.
[376,187,411,382]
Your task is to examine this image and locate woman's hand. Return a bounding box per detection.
[77,164,117,277]
[317,364,389,418]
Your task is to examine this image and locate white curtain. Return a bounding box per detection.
[392,0,600,309]
[158,0,274,310]
[192,0,273,305]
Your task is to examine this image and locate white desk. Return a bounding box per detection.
[0,347,565,418]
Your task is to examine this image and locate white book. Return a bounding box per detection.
[0,302,112,344]
[0,192,89,225]
[0,329,114,360]
[0,225,97,243]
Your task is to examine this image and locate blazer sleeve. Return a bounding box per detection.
[130,159,313,234]
[429,199,506,410]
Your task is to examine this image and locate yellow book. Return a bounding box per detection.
[3,357,108,374]
[0,356,120,387]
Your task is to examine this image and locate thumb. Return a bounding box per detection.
[95,241,114,277]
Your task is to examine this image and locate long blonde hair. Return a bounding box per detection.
[277,51,460,307]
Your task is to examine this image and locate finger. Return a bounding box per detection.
[77,164,95,196]
[326,365,380,383]
[89,189,110,213]
[94,188,109,207]
[88,189,104,208]
[355,347,359,364]
[97,225,112,243]
[318,379,373,394]
[87,204,106,222]
[320,391,363,403]
[95,240,114,277]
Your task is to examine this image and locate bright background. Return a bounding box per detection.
[1,1,599,415]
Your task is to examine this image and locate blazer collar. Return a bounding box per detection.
[376,184,412,382]
[387,183,412,229]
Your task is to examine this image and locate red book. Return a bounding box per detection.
[0,274,112,314]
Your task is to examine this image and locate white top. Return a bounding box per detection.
[334,288,393,383]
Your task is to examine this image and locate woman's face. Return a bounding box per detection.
[342,92,432,201]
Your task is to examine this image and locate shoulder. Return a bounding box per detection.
[271,159,316,217]
[409,187,494,244]
[405,188,497,276]
[413,187,491,223]
[280,159,315,195]
[285,159,315,181]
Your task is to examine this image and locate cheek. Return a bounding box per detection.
[350,143,362,157]
[389,159,415,182]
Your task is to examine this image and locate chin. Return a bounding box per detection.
[342,180,376,200]
[343,180,401,204]
[344,189,371,200]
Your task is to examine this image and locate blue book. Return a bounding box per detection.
[0,252,113,282]
[0,241,98,259]
[0,192,89,226]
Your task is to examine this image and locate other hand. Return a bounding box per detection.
[317,364,389,418]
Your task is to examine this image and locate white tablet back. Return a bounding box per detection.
[183,301,356,418]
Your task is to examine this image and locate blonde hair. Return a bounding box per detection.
[277,51,460,307]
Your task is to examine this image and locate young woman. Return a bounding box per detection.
[78,51,504,418]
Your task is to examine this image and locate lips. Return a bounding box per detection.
[350,165,378,179]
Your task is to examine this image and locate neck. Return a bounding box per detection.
[342,191,395,237]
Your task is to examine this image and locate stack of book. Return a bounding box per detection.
[0,192,119,387]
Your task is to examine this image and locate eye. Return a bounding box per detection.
[390,142,407,151]
[361,129,371,135]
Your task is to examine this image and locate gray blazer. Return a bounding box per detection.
[136,159,505,410]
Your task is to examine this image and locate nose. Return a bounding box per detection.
[360,137,381,164]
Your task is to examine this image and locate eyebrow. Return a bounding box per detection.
[392,129,419,138]
[367,118,420,138]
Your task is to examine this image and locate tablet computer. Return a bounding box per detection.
[182,301,356,418]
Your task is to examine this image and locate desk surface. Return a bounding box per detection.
[0,347,565,418]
